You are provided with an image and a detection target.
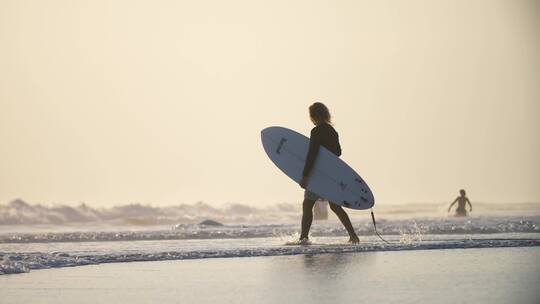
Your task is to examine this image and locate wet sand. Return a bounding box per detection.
[1,247,539,304]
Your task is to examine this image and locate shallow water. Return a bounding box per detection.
[1,203,539,275]
[1,214,539,275]
[1,206,539,303]
[1,233,539,275]
[1,247,538,304]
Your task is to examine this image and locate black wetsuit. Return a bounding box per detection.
[302,123,341,177]
[300,123,355,240]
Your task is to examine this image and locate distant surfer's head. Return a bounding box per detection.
[460,189,466,196]
[309,102,331,125]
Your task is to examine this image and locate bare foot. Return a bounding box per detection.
[349,235,360,244]
[299,238,311,245]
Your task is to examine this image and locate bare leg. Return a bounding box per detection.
[328,202,359,243]
[300,199,316,240]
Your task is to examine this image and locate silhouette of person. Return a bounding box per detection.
[299,102,360,244]
[448,189,472,217]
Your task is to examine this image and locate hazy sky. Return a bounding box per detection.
[1,0,539,207]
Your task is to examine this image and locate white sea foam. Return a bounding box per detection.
[0,199,300,226]
[1,199,539,226]
[1,216,538,243]
[1,235,539,275]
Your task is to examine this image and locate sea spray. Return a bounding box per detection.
[399,221,424,244]
[2,217,540,243]
[2,200,539,226]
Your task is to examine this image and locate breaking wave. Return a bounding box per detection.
[1,199,539,226]
[0,199,300,226]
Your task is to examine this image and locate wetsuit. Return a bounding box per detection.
[302,123,341,177]
[300,123,355,240]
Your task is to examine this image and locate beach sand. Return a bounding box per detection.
[1,247,538,304]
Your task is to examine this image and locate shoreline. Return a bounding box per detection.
[1,247,539,304]
[1,234,539,275]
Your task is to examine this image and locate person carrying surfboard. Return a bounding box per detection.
[299,102,360,244]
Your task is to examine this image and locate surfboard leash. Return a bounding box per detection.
[370,209,390,244]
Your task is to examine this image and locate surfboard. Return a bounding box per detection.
[261,126,374,210]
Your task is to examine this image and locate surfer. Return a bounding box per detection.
[448,189,472,217]
[299,102,360,244]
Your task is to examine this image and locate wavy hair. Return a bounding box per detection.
[309,102,332,124]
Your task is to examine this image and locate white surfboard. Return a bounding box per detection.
[261,126,374,210]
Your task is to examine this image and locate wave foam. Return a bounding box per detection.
[1,199,539,226]
[1,237,538,275]
[0,199,300,226]
[1,217,539,244]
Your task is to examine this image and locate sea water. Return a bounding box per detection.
[0,220,538,274]
[0,247,538,304]
[0,200,539,275]
[0,201,539,303]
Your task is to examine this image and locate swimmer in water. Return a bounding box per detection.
[448,189,472,217]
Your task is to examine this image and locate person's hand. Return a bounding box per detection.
[299,176,308,189]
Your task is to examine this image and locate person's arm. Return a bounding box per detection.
[448,198,458,212]
[300,128,321,188]
[467,198,472,212]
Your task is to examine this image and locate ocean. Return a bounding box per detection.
[1,200,539,303]
[0,199,539,275]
